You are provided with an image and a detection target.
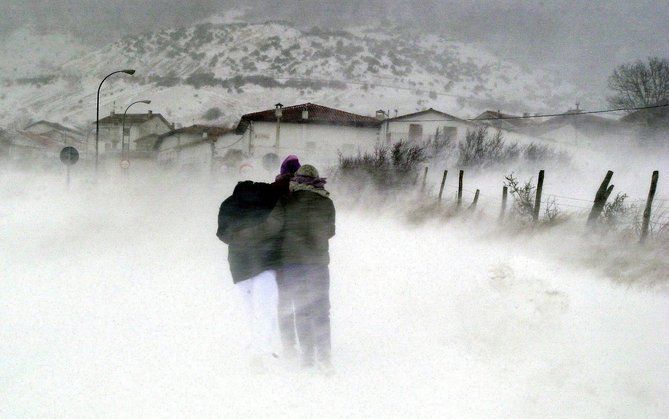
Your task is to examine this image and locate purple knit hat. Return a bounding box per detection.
[279,155,301,176]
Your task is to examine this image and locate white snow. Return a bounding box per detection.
[1,168,668,418]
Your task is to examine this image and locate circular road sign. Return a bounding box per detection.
[60,146,79,166]
[120,160,130,169]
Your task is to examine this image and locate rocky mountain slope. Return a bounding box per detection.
[0,21,576,129]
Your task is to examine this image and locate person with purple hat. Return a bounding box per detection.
[216,154,301,372]
[270,155,302,363]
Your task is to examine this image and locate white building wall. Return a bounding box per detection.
[380,111,472,144]
[248,121,379,167]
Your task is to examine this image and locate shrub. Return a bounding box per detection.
[458,126,519,168]
[522,142,570,164]
[336,141,427,190]
[504,173,535,220]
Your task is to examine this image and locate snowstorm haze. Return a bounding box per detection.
[2,1,669,417]
[2,1,669,100]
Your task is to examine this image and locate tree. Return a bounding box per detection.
[608,57,669,109]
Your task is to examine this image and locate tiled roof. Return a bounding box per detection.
[97,112,171,126]
[154,125,235,149]
[235,103,381,134]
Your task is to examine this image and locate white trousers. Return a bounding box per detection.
[236,270,279,356]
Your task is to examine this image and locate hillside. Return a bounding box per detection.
[0,21,576,128]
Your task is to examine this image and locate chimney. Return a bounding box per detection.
[302,108,309,120]
[148,110,153,117]
[375,110,386,121]
[523,112,530,118]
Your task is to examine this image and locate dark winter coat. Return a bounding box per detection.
[216,181,282,283]
[243,189,336,267]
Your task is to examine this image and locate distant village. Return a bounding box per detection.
[1,101,667,173]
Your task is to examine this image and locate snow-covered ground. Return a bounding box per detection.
[1,170,668,418]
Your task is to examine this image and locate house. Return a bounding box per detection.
[235,102,381,167]
[473,110,537,132]
[155,125,240,172]
[531,111,628,147]
[619,105,669,145]
[379,108,472,144]
[24,120,83,145]
[2,129,66,168]
[95,110,173,157]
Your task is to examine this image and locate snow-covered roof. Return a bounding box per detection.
[383,108,469,123]
[24,120,82,135]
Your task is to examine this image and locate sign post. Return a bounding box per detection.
[60,146,79,189]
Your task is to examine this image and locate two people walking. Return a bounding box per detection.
[216,156,335,373]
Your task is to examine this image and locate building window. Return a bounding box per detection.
[123,127,130,136]
[386,132,391,143]
[408,124,423,141]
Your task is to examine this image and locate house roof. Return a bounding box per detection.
[235,103,381,134]
[473,110,518,120]
[619,104,669,126]
[382,108,469,123]
[24,120,83,135]
[531,112,624,138]
[154,125,235,149]
[96,112,172,127]
[12,130,67,150]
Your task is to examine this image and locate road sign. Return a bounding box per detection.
[60,146,79,166]
[120,160,130,169]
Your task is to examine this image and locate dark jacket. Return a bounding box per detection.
[216,181,282,283]
[254,189,336,266]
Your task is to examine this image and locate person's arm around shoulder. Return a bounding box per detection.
[236,196,287,242]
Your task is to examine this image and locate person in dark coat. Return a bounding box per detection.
[216,180,282,369]
[238,164,336,373]
[216,156,301,370]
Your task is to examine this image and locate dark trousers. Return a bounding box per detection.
[280,265,331,363]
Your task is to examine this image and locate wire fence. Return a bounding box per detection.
[422,169,668,229]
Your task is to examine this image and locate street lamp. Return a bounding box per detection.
[274,103,283,149]
[95,69,135,173]
[121,99,151,163]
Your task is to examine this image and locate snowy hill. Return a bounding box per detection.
[0,22,576,128]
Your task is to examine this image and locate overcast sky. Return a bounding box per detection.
[2,0,668,103]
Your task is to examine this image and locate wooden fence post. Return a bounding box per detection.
[468,189,480,211]
[587,170,614,227]
[438,170,448,202]
[533,170,544,223]
[421,166,429,192]
[640,170,659,244]
[499,185,508,222]
[457,170,464,208]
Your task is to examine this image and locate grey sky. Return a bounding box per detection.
[2,0,668,103]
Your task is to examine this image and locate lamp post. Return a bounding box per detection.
[95,69,135,174]
[121,99,151,164]
[274,103,283,150]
